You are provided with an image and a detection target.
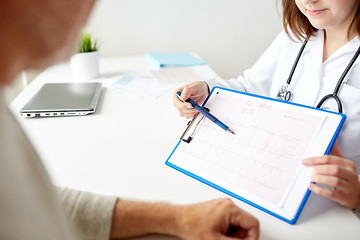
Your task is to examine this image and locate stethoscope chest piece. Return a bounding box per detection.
[276,83,292,102]
[275,39,360,113]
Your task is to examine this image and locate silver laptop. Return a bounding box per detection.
[20,82,102,117]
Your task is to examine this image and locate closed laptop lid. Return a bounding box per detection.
[20,82,102,117]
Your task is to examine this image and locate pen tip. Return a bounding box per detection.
[228,129,235,135]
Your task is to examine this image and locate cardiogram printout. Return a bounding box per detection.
[166,87,345,224]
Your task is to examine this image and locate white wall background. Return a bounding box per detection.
[4,0,283,103]
[84,0,283,79]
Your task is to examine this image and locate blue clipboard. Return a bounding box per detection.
[165,86,346,224]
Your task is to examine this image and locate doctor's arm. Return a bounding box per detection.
[302,142,360,210]
[172,31,288,119]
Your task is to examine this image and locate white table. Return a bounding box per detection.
[10,56,360,240]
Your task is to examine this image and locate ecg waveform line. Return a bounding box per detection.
[176,91,324,205]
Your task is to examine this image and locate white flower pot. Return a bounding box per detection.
[70,51,99,80]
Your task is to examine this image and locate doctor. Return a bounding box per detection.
[173,0,360,212]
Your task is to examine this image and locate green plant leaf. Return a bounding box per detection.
[79,32,100,53]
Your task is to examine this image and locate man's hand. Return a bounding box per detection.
[110,198,259,240]
[177,198,259,240]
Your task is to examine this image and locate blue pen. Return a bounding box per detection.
[176,91,235,135]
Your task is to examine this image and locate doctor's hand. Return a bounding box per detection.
[178,198,259,240]
[172,81,210,119]
[303,142,360,209]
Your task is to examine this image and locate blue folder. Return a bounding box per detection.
[145,52,206,68]
[165,86,346,224]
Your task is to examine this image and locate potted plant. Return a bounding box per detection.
[70,32,100,80]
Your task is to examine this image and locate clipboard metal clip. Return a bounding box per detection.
[180,107,209,143]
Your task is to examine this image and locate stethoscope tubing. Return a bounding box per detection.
[332,44,360,96]
[280,39,360,114]
[316,93,343,113]
[286,40,308,85]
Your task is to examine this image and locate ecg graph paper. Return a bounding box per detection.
[171,90,325,207]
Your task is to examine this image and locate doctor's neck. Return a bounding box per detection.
[323,25,358,62]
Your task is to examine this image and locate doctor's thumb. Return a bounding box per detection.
[331,141,343,157]
[179,87,192,101]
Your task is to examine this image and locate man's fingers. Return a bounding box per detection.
[228,209,259,240]
[230,211,259,229]
[218,233,258,240]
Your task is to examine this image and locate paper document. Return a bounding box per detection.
[111,66,218,98]
[166,87,345,224]
[150,66,218,84]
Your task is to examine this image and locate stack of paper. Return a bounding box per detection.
[111,65,218,98]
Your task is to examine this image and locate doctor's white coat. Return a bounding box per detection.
[207,30,360,171]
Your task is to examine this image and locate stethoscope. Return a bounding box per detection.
[277,39,360,113]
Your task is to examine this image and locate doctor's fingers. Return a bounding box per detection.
[172,90,197,118]
[172,83,198,103]
[310,174,351,191]
[311,164,358,181]
[303,155,357,171]
[177,107,198,119]
[330,141,343,157]
[309,181,360,209]
[182,81,210,101]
